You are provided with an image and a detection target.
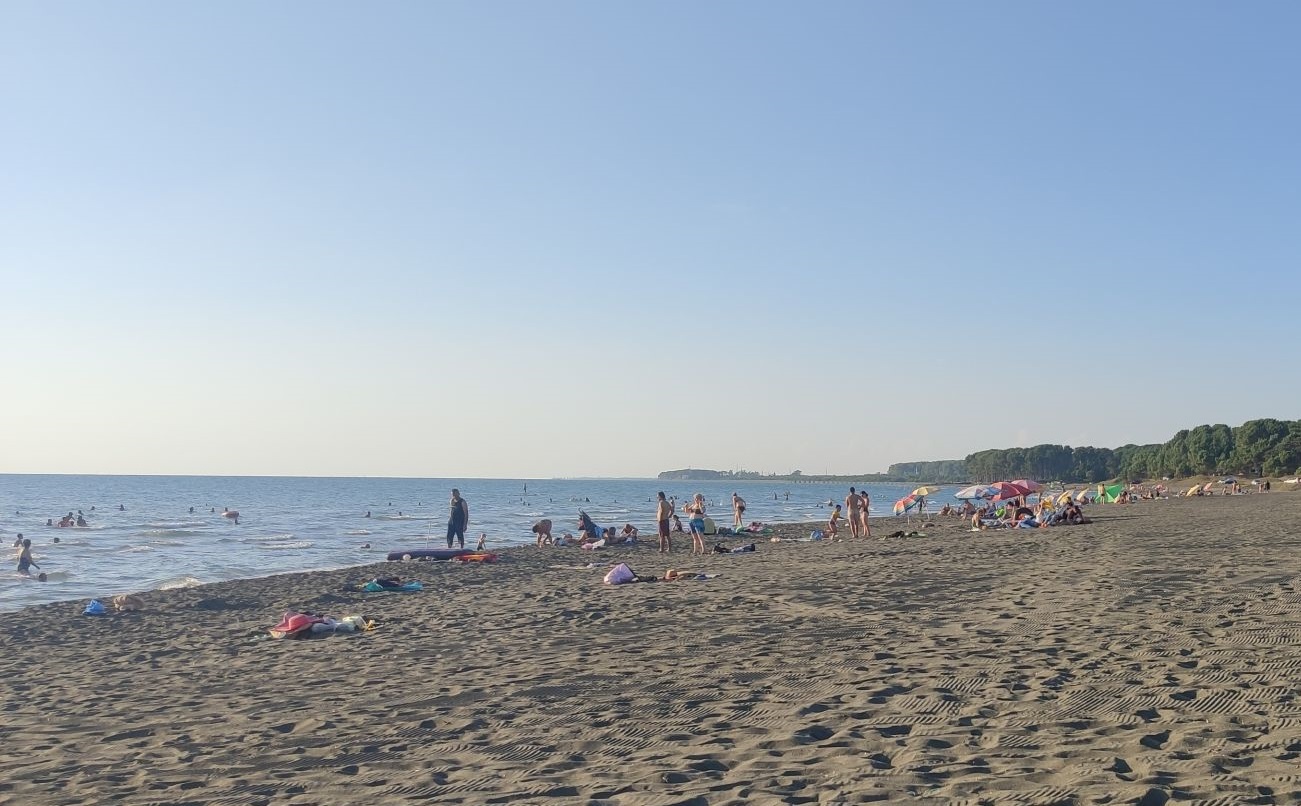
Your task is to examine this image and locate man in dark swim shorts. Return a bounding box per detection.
[446,489,469,549]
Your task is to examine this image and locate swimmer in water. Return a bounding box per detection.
[189,507,194,514]
[16,539,39,575]
[52,536,60,544]
[365,511,371,518]
[360,543,371,549]
[118,504,125,511]
[12,533,23,548]
[46,519,53,527]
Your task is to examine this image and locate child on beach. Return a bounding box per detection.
[476,533,486,551]
[828,505,842,541]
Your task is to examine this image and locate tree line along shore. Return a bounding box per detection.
[660,417,1301,486]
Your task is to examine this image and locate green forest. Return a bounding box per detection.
[962,418,1301,483]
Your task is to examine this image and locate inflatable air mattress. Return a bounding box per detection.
[387,548,471,561]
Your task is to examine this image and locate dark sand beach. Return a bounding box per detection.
[3,491,1300,804]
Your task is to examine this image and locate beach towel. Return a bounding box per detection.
[362,579,424,593]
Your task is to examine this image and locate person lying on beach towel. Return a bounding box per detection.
[712,542,757,554]
[268,611,375,638]
[603,562,659,584]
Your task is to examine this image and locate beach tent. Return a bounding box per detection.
[1097,484,1125,503]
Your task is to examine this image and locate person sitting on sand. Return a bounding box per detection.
[938,503,953,517]
[532,519,553,547]
[670,514,684,534]
[16,539,39,576]
[621,523,639,542]
[577,511,602,542]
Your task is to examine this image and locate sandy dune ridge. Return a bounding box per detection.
[2,492,1300,804]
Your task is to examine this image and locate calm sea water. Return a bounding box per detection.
[0,475,928,611]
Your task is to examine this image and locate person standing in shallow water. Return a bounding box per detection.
[731,493,746,528]
[446,489,469,549]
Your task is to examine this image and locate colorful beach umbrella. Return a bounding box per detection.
[988,481,1031,501]
[911,486,942,497]
[954,485,992,500]
[893,495,918,515]
[1010,479,1043,492]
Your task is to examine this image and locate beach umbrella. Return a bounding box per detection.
[893,495,918,515]
[1056,491,1076,506]
[988,481,1031,502]
[954,485,992,500]
[1185,485,1200,497]
[911,486,943,497]
[1010,479,1043,492]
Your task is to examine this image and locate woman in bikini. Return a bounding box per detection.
[687,493,707,556]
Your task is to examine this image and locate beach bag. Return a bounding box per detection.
[83,599,107,616]
[604,563,635,585]
[810,530,824,541]
[703,517,717,535]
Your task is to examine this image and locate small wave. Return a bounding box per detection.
[256,540,313,551]
[117,545,155,553]
[150,540,185,547]
[375,515,436,521]
[144,521,207,529]
[142,529,206,537]
[158,575,202,590]
[241,533,296,543]
[515,512,546,518]
[345,529,372,535]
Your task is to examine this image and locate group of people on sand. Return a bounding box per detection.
[970,497,1090,530]
[522,490,754,557]
[826,487,874,542]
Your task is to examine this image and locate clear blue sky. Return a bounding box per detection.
[3,1,1298,477]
